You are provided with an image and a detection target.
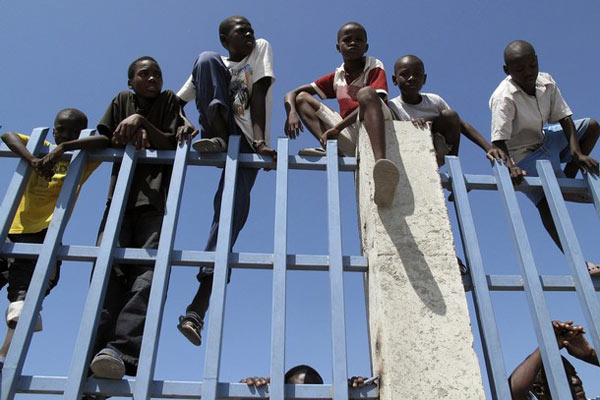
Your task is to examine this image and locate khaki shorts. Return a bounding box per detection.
[315,99,393,156]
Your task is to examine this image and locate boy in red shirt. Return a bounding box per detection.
[283,21,398,207]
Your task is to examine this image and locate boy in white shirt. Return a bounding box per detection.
[490,40,600,276]
[176,16,275,346]
[389,54,504,166]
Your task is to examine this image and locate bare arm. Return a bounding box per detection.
[320,93,386,147]
[250,77,276,161]
[509,348,542,399]
[112,114,175,150]
[559,116,599,174]
[460,119,507,163]
[40,135,110,170]
[492,139,526,182]
[1,132,37,164]
[2,132,53,180]
[284,84,317,138]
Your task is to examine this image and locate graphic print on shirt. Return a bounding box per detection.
[230,65,252,116]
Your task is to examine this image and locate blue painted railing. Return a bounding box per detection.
[0,128,598,399]
[0,129,377,400]
[444,156,600,400]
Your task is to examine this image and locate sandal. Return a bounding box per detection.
[192,137,227,153]
[373,159,399,207]
[298,147,326,157]
[177,315,203,346]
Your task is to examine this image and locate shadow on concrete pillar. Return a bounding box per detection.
[357,121,485,399]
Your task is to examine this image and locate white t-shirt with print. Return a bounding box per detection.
[177,38,275,148]
[388,93,450,121]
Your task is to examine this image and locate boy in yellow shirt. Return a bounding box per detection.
[0,108,108,369]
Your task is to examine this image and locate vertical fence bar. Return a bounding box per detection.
[1,130,93,400]
[134,141,190,400]
[585,172,600,218]
[63,144,138,400]
[0,128,48,242]
[202,135,241,400]
[446,156,510,400]
[326,140,349,400]
[537,160,600,351]
[492,161,572,399]
[269,138,289,400]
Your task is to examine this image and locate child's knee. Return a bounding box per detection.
[357,86,379,106]
[195,51,222,67]
[440,109,460,125]
[587,119,600,138]
[296,91,313,105]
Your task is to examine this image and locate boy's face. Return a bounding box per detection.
[128,60,163,99]
[393,58,426,96]
[53,116,82,144]
[504,52,539,94]
[336,25,368,61]
[222,19,255,60]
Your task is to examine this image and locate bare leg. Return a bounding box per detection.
[432,109,461,157]
[536,198,563,250]
[209,106,229,142]
[357,87,385,160]
[0,328,14,359]
[295,92,328,143]
[564,119,600,178]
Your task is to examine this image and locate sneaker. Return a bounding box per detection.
[373,159,399,207]
[587,262,600,278]
[177,315,203,346]
[192,137,227,153]
[298,147,326,157]
[90,348,125,380]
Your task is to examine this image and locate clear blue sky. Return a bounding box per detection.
[1,0,600,398]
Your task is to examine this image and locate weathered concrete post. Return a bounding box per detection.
[357,121,485,399]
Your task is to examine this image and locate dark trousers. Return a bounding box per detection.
[0,229,60,316]
[93,205,163,376]
[185,51,259,323]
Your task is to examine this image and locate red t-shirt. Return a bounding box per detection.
[311,56,388,118]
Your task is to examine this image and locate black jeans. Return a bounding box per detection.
[93,205,163,376]
[0,229,60,319]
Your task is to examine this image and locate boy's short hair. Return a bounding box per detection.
[503,40,536,65]
[284,365,324,384]
[127,56,159,79]
[337,21,367,42]
[54,108,88,130]
[219,15,250,38]
[394,54,424,74]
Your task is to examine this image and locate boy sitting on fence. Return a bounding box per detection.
[0,109,107,369]
[389,54,506,167]
[175,16,275,347]
[490,40,600,277]
[89,56,184,379]
[283,21,399,207]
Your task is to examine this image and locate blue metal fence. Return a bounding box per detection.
[0,128,598,399]
[0,129,377,400]
[445,156,600,400]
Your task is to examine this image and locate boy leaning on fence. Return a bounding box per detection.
[389,54,506,167]
[489,40,600,277]
[0,109,108,370]
[88,56,187,379]
[175,15,275,347]
[283,21,399,207]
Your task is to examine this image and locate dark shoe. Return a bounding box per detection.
[90,348,125,380]
[177,315,203,346]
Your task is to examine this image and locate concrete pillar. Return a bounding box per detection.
[357,121,485,399]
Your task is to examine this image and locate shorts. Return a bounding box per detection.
[517,118,590,205]
[315,99,393,157]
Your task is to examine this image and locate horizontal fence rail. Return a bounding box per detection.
[0,129,376,400]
